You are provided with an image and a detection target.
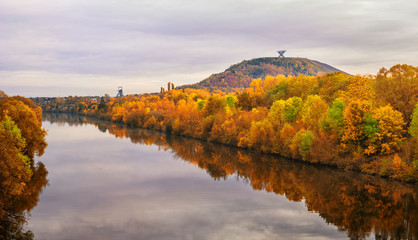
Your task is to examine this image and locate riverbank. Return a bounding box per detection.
[44,107,418,184]
[34,66,418,182]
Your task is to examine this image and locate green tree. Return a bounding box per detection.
[265,80,289,102]
[283,97,303,123]
[226,96,236,108]
[408,103,418,138]
[322,99,346,137]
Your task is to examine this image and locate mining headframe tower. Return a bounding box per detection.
[116,86,123,97]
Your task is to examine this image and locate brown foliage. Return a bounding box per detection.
[375,64,418,124]
[310,131,339,164]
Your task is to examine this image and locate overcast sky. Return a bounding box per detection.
[1,0,417,97]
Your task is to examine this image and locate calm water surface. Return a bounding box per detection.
[26,114,418,239]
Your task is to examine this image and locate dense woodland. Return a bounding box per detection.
[45,113,418,239]
[34,64,418,182]
[0,92,48,239]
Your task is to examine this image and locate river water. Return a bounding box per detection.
[25,114,418,239]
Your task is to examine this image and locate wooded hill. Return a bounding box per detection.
[179,57,349,91]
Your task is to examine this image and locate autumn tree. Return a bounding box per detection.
[339,75,374,103]
[364,105,406,155]
[226,96,236,108]
[268,99,286,129]
[340,100,372,152]
[244,120,274,152]
[267,97,302,131]
[290,129,314,161]
[285,75,318,100]
[236,91,258,111]
[0,98,47,160]
[321,99,346,137]
[203,96,226,117]
[265,80,289,103]
[375,64,418,123]
[410,103,418,138]
[0,93,47,222]
[283,97,303,123]
[301,95,328,132]
[97,98,108,112]
[0,116,32,205]
[316,72,349,104]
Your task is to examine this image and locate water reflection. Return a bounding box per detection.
[0,163,48,240]
[43,113,418,239]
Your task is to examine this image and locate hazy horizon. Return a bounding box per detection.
[1,0,417,97]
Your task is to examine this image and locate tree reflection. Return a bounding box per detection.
[0,162,48,240]
[44,113,418,239]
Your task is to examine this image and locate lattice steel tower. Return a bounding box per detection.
[277,50,286,58]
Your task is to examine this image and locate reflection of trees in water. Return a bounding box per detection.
[44,113,418,239]
[0,162,48,240]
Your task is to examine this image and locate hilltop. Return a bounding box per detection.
[179,57,348,91]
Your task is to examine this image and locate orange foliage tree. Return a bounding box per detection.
[375,64,418,123]
[0,92,47,220]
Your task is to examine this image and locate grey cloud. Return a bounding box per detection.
[0,0,417,96]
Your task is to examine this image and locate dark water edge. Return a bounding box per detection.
[32,113,418,240]
[0,163,48,240]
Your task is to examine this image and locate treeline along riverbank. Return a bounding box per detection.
[34,64,418,182]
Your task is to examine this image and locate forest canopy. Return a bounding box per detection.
[34,64,418,182]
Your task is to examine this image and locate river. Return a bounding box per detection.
[24,114,418,239]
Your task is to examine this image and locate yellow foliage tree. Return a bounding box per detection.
[301,95,328,132]
[339,75,374,103]
[366,105,406,155]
